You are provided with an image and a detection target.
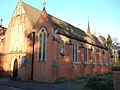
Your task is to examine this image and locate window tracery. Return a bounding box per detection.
[38,27,47,61]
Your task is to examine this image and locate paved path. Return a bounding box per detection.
[0,78,76,90]
[0,85,25,90]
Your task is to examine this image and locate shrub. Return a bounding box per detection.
[55,77,68,83]
[73,75,87,80]
[95,72,104,76]
[85,76,114,90]
[113,59,120,67]
[77,75,86,79]
[86,74,96,79]
[103,72,112,75]
[115,59,120,66]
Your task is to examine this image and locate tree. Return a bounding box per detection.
[99,35,106,45]
[107,34,113,53]
[112,37,118,47]
[112,37,120,60]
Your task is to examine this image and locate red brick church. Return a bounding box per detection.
[0,0,111,82]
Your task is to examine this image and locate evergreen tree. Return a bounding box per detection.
[99,35,107,45]
[107,34,113,53]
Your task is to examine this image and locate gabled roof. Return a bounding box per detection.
[21,1,108,50]
[47,15,108,50]
[22,2,41,28]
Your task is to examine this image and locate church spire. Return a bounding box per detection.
[87,16,91,34]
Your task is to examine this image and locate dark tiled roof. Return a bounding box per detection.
[0,26,6,44]
[48,15,108,50]
[22,1,108,50]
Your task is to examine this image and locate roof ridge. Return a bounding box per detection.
[48,14,82,30]
[20,1,107,50]
[22,1,82,32]
[48,14,107,49]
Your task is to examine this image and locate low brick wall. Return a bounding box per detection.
[112,67,120,90]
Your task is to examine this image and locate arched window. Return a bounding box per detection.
[60,40,65,56]
[84,47,88,63]
[13,19,20,52]
[9,19,25,52]
[38,27,47,61]
[18,23,24,52]
[9,26,14,52]
[9,19,20,52]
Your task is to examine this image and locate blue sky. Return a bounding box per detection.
[0,0,120,42]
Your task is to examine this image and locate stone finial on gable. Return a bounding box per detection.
[41,1,48,18]
[0,19,2,27]
[42,1,46,11]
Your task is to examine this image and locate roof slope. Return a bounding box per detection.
[22,2,41,28]
[22,1,108,50]
[48,15,107,49]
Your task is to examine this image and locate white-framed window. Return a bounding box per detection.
[92,48,96,63]
[9,19,21,52]
[84,47,88,63]
[9,26,14,52]
[105,53,108,64]
[18,23,24,52]
[15,19,20,52]
[21,23,25,51]
[73,44,78,62]
[60,39,65,56]
[99,50,102,63]
[38,27,47,61]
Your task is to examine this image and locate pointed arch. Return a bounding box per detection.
[38,27,47,61]
[11,57,19,77]
[11,57,19,72]
[13,19,20,52]
[60,39,66,56]
[72,43,78,62]
[13,1,25,17]
[18,23,25,51]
